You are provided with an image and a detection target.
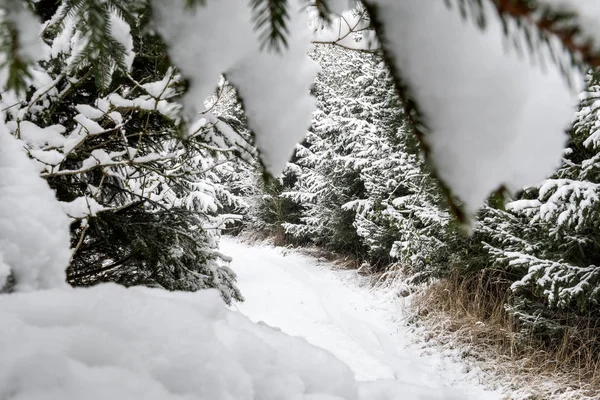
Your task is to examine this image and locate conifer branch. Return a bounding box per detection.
[491,0,600,68]
[311,7,379,53]
[360,0,469,224]
[250,0,290,52]
[444,0,600,71]
[305,0,333,24]
[0,1,39,93]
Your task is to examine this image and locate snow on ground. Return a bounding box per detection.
[0,284,366,400]
[222,236,503,399]
[1,235,505,400]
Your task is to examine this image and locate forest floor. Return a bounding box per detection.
[222,236,507,399]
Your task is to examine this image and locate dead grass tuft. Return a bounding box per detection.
[411,270,600,399]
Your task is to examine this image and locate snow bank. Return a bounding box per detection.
[0,125,70,291]
[0,281,470,400]
[0,284,361,400]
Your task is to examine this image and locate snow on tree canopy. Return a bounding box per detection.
[0,125,70,291]
[151,0,318,175]
[368,0,580,215]
[0,283,424,400]
[153,0,586,215]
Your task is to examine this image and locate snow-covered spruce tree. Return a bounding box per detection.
[351,129,450,279]
[280,42,449,274]
[238,160,303,243]
[199,77,305,242]
[199,77,309,242]
[342,50,449,275]
[282,44,378,256]
[0,1,246,303]
[480,69,600,341]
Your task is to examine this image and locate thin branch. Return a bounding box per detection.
[311,41,380,53]
[68,253,134,281]
[493,0,600,67]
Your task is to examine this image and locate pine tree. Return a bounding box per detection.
[282,45,375,256]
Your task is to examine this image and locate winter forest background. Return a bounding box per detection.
[2,0,600,399]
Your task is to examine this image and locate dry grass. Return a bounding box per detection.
[411,271,600,399]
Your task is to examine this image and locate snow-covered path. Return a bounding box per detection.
[223,237,502,399]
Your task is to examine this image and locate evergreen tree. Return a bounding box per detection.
[282,45,378,256]
[280,43,449,274]
[1,0,598,222]
[482,69,600,338]
[0,0,247,303]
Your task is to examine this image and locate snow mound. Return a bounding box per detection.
[0,125,70,291]
[0,284,361,400]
